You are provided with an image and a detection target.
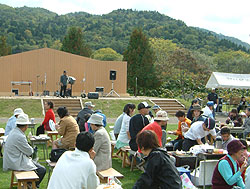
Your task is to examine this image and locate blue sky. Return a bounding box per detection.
[1,0,250,44]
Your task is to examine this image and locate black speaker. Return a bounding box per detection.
[88,92,99,99]
[110,70,116,80]
[95,87,104,92]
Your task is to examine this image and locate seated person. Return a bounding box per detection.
[182,118,216,151]
[129,102,150,151]
[5,108,23,136]
[212,140,247,188]
[3,113,46,188]
[238,96,248,113]
[168,110,191,150]
[36,101,56,135]
[191,104,205,124]
[226,108,243,127]
[141,110,169,148]
[76,101,94,132]
[243,107,250,139]
[116,103,136,149]
[133,130,182,189]
[88,113,112,171]
[202,101,214,119]
[217,127,235,150]
[113,106,126,140]
[239,139,250,183]
[53,107,80,149]
[187,99,199,121]
[48,132,100,189]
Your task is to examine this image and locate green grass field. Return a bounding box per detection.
[0,122,178,189]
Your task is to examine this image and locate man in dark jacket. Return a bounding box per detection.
[129,102,150,151]
[60,70,68,97]
[76,101,95,131]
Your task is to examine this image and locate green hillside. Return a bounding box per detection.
[0,4,249,55]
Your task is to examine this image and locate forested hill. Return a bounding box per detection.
[0,4,249,55]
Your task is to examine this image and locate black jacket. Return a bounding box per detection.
[76,108,93,131]
[133,148,182,189]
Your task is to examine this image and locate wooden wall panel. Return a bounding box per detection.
[0,48,127,96]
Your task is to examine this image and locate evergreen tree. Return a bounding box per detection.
[0,36,11,56]
[123,29,160,95]
[61,26,92,57]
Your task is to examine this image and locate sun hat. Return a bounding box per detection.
[87,113,103,125]
[154,110,169,121]
[152,105,160,110]
[16,113,31,125]
[191,104,203,114]
[138,101,151,110]
[204,118,215,130]
[227,140,246,155]
[14,108,24,116]
[85,101,95,108]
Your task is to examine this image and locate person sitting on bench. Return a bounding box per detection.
[3,113,46,188]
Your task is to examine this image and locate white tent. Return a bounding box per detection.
[206,72,250,89]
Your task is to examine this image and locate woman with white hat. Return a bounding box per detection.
[88,113,112,171]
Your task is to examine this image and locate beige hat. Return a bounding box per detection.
[14,108,24,116]
[16,113,31,125]
[85,101,95,108]
[154,110,169,121]
[87,113,103,125]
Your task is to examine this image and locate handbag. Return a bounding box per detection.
[49,148,67,162]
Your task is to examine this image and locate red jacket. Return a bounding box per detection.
[138,121,163,153]
[42,109,56,131]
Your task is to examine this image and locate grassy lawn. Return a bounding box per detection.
[0,122,178,188]
[0,99,42,118]
[0,99,155,118]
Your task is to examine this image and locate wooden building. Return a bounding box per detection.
[0,48,128,96]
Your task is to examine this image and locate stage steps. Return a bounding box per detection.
[41,98,83,117]
[150,99,186,115]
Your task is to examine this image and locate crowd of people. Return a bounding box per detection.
[2,90,250,188]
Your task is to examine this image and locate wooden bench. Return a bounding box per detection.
[115,147,131,168]
[47,131,59,146]
[97,168,124,183]
[110,141,116,158]
[10,170,39,189]
[46,160,57,185]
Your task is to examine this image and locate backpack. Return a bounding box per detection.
[49,148,67,162]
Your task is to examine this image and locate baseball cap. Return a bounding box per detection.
[138,101,151,110]
[85,101,95,108]
[207,101,214,106]
[152,105,160,110]
[204,118,215,130]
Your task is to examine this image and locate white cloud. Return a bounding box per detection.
[1,0,250,44]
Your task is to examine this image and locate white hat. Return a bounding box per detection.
[87,113,103,125]
[85,101,95,108]
[14,108,24,116]
[16,113,31,125]
[154,110,169,121]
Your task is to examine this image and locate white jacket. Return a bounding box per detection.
[48,149,100,189]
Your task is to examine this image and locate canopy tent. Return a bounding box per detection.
[206,72,250,89]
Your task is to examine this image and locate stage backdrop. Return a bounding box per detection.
[0,48,127,96]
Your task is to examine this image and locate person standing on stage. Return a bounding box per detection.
[60,70,68,97]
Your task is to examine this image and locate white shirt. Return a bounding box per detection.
[48,149,100,189]
[184,121,216,140]
[202,106,214,119]
[117,114,131,143]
